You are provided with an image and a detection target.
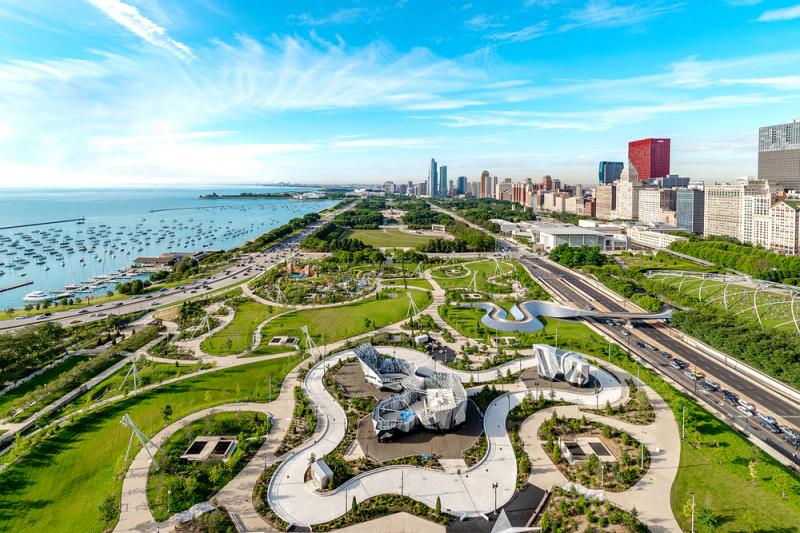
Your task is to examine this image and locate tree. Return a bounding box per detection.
[351,496,358,515]
[99,494,118,524]
[161,404,173,422]
[435,495,442,517]
[184,475,199,496]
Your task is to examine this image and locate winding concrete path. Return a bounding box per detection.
[266,346,624,528]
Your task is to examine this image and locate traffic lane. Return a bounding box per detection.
[638,323,800,420]
[593,321,799,463]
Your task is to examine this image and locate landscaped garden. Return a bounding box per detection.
[0,354,303,533]
[345,228,438,248]
[251,289,432,355]
[430,259,514,291]
[535,486,648,532]
[200,299,286,355]
[147,411,271,520]
[539,414,650,491]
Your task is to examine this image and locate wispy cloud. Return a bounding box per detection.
[440,94,792,131]
[488,22,549,43]
[86,0,193,60]
[288,7,374,26]
[560,1,682,31]
[758,3,800,22]
[463,13,506,30]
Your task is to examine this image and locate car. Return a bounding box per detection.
[78,309,89,314]
[150,302,160,307]
[757,412,778,425]
[758,419,781,434]
[739,400,755,411]
[670,359,686,370]
[636,341,646,348]
[89,313,98,317]
[35,314,47,320]
[701,380,720,392]
[620,329,630,336]
[659,351,670,358]
[159,288,167,292]
[190,290,198,294]
[96,312,106,317]
[721,390,738,403]
[684,370,699,380]
[737,404,754,416]
[14,316,27,320]
[585,305,595,311]
[115,302,123,307]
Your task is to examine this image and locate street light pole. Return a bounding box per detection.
[691,492,695,533]
[492,482,499,515]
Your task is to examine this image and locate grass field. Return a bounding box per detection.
[200,301,287,355]
[381,278,433,291]
[0,355,89,418]
[252,289,432,354]
[651,273,799,331]
[616,252,713,272]
[431,260,514,291]
[345,228,437,248]
[0,354,303,533]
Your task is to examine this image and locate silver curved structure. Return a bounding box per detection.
[533,344,590,386]
[372,371,467,438]
[465,300,672,333]
[354,342,414,391]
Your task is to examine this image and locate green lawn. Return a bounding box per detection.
[0,355,89,418]
[200,301,287,355]
[431,260,514,291]
[0,354,303,533]
[651,274,798,331]
[616,251,713,272]
[252,289,432,354]
[381,278,433,291]
[345,228,437,248]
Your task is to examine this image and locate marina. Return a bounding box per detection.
[0,187,335,308]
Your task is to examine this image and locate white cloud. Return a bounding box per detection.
[488,22,549,43]
[86,0,193,60]
[758,4,800,22]
[289,7,374,26]
[560,1,682,31]
[463,13,506,30]
[440,94,792,131]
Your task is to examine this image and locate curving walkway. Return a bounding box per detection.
[266,346,624,528]
[518,369,680,532]
[466,299,673,333]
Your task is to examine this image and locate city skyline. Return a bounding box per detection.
[2,1,800,187]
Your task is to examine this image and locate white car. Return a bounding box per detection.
[737,404,754,416]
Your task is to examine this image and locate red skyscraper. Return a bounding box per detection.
[628,138,670,181]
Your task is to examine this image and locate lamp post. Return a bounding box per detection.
[690,491,695,533]
[167,489,171,515]
[492,482,499,515]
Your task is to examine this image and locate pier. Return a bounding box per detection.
[0,218,86,230]
[0,281,33,294]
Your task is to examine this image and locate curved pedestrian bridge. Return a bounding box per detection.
[465,300,671,332]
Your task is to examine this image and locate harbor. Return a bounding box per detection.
[0,187,335,308]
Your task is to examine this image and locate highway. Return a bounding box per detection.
[0,202,353,332]
[431,201,800,467]
[520,255,800,467]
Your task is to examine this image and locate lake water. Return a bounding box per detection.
[0,186,336,308]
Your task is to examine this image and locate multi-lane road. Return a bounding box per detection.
[0,202,353,332]
[431,201,800,466]
[519,255,800,467]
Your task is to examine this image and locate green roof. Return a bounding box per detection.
[783,200,800,210]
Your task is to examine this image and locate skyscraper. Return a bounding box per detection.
[428,158,438,197]
[598,161,624,184]
[479,170,492,198]
[676,187,705,234]
[628,138,670,181]
[457,176,467,195]
[758,120,800,189]
[541,175,553,190]
[439,165,448,197]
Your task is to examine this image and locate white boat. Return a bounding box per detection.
[23,290,52,302]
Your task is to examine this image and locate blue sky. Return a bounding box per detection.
[0,0,799,187]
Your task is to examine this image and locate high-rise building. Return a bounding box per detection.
[495,178,512,201]
[758,120,800,190]
[770,200,800,255]
[614,163,641,220]
[598,161,624,184]
[676,188,705,234]
[595,184,616,220]
[480,171,495,198]
[541,175,553,191]
[628,138,670,181]
[428,158,438,197]
[457,176,468,195]
[468,181,481,197]
[637,188,663,224]
[553,179,561,191]
[439,165,448,197]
